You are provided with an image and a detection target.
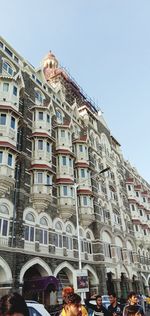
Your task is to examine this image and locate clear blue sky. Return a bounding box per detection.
[1,0,150,182]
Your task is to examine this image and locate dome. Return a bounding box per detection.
[43,51,58,69]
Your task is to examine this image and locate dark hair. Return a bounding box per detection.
[127,292,137,300]
[125,305,140,316]
[109,293,117,298]
[66,293,81,305]
[0,292,29,316]
[96,295,102,301]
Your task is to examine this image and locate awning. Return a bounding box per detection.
[24,276,59,292]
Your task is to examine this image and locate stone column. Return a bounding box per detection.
[113,279,121,298]
[96,265,107,294]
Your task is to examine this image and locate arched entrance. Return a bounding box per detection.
[21,258,58,307]
[132,275,140,293]
[84,265,99,296]
[107,272,115,294]
[0,257,12,296]
[54,262,74,304]
[120,273,130,299]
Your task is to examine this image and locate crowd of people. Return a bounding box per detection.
[0,288,149,316]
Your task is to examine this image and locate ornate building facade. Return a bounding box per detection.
[0,36,149,304]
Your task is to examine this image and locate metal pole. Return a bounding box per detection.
[74,183,82,270]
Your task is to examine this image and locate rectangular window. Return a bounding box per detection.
[83,196,88,206]
[44,230,48,244]
[38,140,43,150]
[69,159,72,167]
[0,152,3,164]
[38,112,43,120]
[37,173,43,183]
[56,111,62,121]
[8,153,12,166]
[13,86,17,96]
[47,142,50,152]
[39,229,48,244]
[131,204,135,211]
[144,229,147,235]
[0,114,6,125]
[3,83,9,92]
[62,156,67,166]
[143,197,146,202]
[47,174,51,185]
[66,236,73,250]
[81,169,85,177]
[63,186,67,196]
[139,210,143,216]
[5,46,13,57]
[2,220,8,236]
[79,145,83,152]
[14,56,19,63]
[10,117,15,129]
[61,130,65,137]
[128,185,131,191]
[25,226,29,240]
[30,227,34,241]
[136,191,139,197]
[47,114,50,123]
[135,225,139,232]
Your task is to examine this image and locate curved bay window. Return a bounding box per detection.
[24,213,35,242]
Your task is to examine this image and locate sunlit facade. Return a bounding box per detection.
[0,36,149,304]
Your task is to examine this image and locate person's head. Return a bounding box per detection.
[0,292,29,316]
[109,293,117,305]
[128,292,138,305]
[96,295,102,306]
[64,293,82,316]
[125,305,141,316]
[62,287,74,303]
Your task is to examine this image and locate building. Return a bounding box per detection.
[0,36,149,305]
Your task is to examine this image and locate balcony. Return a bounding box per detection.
[30,184,52,212]
[0,166,15,195]
[57,196,75,219]
[57,165,74,180]
[32,121,53,138]
[78,206,95,226]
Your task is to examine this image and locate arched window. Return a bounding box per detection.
[39,217,48,245]
[127,240,134,263]
[54,221,63,248]
[24,212,35,242]
[102,231,112,258]
[0,204,9,237]
[113,209,121,225]
[115,236,124,261]
[55,221,62,231]
[66,224,73,250]
[85,232,93,254]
